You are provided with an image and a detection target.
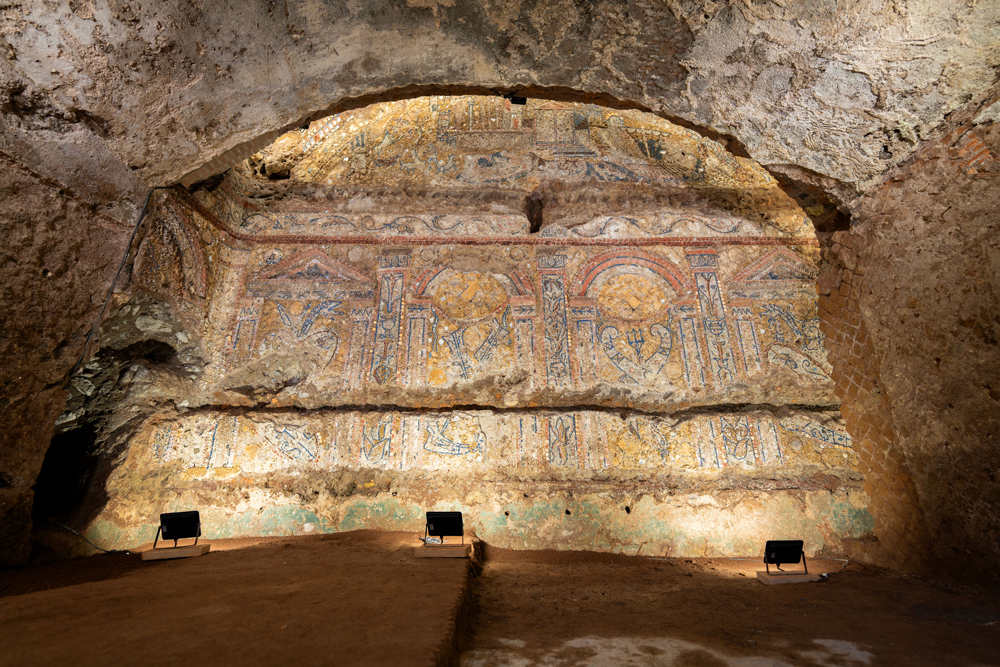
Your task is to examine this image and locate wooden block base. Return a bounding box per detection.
[756,570,821,585]
[414,543,472,558]
[142,543,211,561]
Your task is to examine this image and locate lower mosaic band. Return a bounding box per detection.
[87,408,872,557]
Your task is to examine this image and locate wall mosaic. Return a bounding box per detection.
[240,96,809,235]
[82,95,868,557]
[202,236,831,409]
[139,408,854,476]
[87,407,867,555]
[265,96,775,192]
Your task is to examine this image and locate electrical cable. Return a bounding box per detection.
[68,187,173,378]
[49,187,171,558]
[47,520,130,555]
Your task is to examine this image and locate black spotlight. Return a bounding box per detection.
[763,539,808,575]
[143,510,210,561]
[424,511,464,545]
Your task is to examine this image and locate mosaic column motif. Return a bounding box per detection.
[676,304,706,390]
[732,306,762,375]
[370,253,409,385]
[517,414,540,467]
[510,294,538,391]
[694,418,721,468]
[568,297,600,389]
[755,418,785,466]
[228,305,261,367]
[574,411,601,469]
[345,306,373,390]
[687,250,739,386]
[538,254,572,386]
[403,299,432,386]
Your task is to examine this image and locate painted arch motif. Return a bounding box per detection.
[412,266,535,386]
[568,249,694,389]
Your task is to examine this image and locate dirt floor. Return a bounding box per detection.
[459,547,1000,666]
[2,535,999,667]
[0,531,468,667]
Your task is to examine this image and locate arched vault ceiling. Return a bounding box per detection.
[236,95,809,233]
[1,0,998,196]
[259,96,774,191]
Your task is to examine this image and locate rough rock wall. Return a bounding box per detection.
[0,156,132,563]
[847,99,1000,579]
[1,1,997,190]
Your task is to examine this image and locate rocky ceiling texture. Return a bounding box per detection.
[2,0,999,199]
[0,1,998,574]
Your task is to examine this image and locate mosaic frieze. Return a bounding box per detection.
[547,214,774,239]
[205,240,831,408]
[236,96,808,234]
[224,208,530,240]
[203,189,801,242]
[143,409,855,477]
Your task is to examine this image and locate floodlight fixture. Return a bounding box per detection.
[763,539,808,575]
[424,511,464,546]
[153,510,202,549]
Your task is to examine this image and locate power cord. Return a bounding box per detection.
[47,520,131,555]
[68,186,174,377]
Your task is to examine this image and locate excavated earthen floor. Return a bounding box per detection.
[2,534,999,667]
[0,531,468,667]
[459,547,1000,666]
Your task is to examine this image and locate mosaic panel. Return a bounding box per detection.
[207,238,829,407]
[142,408,855,476]
[283,96,776,191]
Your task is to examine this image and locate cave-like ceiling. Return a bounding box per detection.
[1,0,997,211]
